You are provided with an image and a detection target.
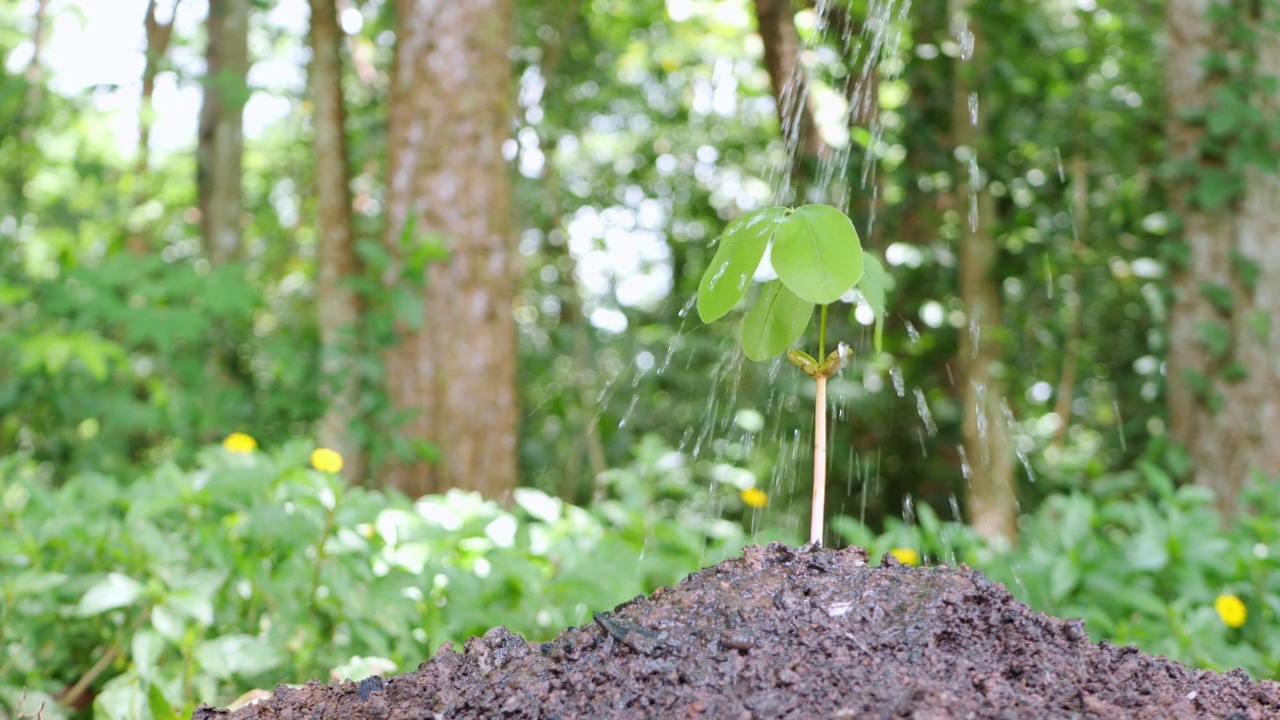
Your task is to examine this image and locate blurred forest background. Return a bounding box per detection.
[3,0,1280,717]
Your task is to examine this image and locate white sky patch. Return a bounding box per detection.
[7,0,307,155]
[568,204,674,323]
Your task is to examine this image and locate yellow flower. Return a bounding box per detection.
[311,447,344,474]
[223,432,257,454]
[889,547,920,566]
[740,487,768,508]
[1215,594,1247,629]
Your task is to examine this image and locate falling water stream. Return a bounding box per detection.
[593,0,1049,564]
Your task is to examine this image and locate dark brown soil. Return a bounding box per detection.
[195,543,1280,719]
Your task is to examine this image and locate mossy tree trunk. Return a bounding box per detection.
[308,0,365,482]
[382,0,519,499]
[1165,0,1280,515]
[951,0,1016,543]
[198,0,250,265]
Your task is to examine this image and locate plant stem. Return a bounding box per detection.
[818,304,828,359]
[811,374,827,545]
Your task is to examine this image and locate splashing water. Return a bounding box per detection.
[1113,400,1127,452]
[956,18,974,61]
[957,445,973,482]
[618,395,639,428]
[889,365,905,397]
[914,388,937,437]
[1016,447,1036,483]
[968,312,980,359]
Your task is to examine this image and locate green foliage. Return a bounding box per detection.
[836,471,1280,680]
[0,435,782,719]
[0,255,321,477]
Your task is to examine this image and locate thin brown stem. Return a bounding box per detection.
[811,375,828,545]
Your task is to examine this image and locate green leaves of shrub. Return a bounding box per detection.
[697,204,890,359]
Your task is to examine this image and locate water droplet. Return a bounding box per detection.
[706,261,728,291]
[1016,447,1036,483]
[1000,397,1016,429]
[905,321,921,343]
[968,92,979,125]
[968,155,980,231]
[1113,400,1127,452]
[975,401,988,445]
[957,22,975,62]
[914,388,937,437]
[889,366,905,397]
[618,395,639,428]
[957,445,973,481]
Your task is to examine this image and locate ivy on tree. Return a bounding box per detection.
[697,204,892,545]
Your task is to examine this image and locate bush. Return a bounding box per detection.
[5,434,1277,720]
[0,434,782,720]
[834,462,1280,680]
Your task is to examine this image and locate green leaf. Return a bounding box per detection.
[8,570,68,597]
[76,572,144,616]
[1250,310,1270,343]
[1195,320,1232,359]
[1193,168,1242,209]
[147,682,181,720]
[1126,527,1170,571]
[1048,556,1080,602]
[194,634,285,679]
[1222,361,1248,382]
[697,207,787,323]
[0,284,31,305]
[740,280,812,361]
[771,205,863,305]
[132,630,165,680]
[856,251,892,352]
[1198,282,1233,314]
[1233,251,1260,292]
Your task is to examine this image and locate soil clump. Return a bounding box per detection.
[195,543,1280,719]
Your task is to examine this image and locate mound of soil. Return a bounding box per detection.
[195,543,1280,719]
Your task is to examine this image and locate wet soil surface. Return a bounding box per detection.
[196,543,1280,719]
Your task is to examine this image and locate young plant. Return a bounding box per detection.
[696,204,891,545]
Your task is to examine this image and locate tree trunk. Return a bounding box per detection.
[951,0,1016,543]
[198,0,249,265]
[139,0,181,178]
[753,0,824,199]
[1165,0,1280,515]
[129,0,182,255]
[11,0,49,217]
[308,0,365,482]
[382,0,518,499]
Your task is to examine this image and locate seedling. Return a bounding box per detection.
[696,204,891,545]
